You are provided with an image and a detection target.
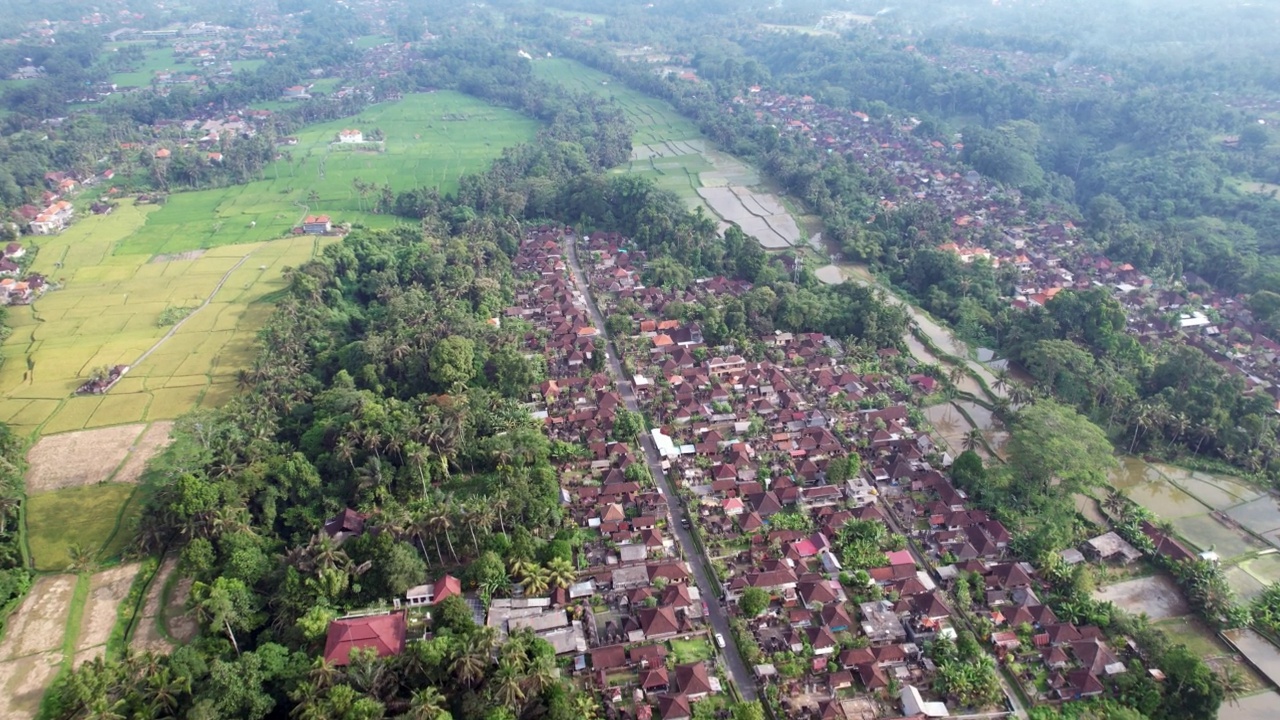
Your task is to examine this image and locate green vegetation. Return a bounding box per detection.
[26,484,137,572]
[533,59,714,205]
[115,91,540,256]
[155,306,197,327]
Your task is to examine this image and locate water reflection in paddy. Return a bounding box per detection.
[1110,456,1207,519]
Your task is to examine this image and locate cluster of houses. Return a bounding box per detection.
[0,242,45,306]
[574,230,1185,716]
[730,87,1280,414]
[577,232,969,717]
[315,230,726,720]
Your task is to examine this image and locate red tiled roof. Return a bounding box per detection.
[323,612,406,665]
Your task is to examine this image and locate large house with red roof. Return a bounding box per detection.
[323,611,407,666]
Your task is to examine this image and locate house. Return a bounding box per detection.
[337,129,364,143]
[323,611,407,666]
[900,685,949,718]
[657,694,692,720]
[860,601,907,645]
[404,574,463,606]
[323,508,366,542]
[638,606,680,639]
[29,201,73,235]
[3,243,25,259]
[674,662,713,699]
[1085,532,1142,565]
[591,644,627,671]
[282,85,309,99]
[303,215,332,234]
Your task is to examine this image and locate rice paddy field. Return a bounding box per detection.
[114,91,539,255]
[532,58,806,246]
[0,200,322,436]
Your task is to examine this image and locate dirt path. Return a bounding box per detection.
[0,576,76,719]
[126,252,253,376]
[131,557,178,654]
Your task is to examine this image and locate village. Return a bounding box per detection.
[725,87,1280,414]
[296,226,1215,720]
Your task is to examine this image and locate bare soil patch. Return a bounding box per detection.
[0,575,76,719]
[0,652,62,720]
[72,563,140,668]
[0,575,75,659]
[149,249,206,263]
[1093,574,1189,620]
[111,421,174,485]
[24,424,146,493]
[131,557,178,654]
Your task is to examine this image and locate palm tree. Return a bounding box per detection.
[493,657,527,711]
[407,687,451,720]
[524,654,559,696]
[308,658,342,691]
[545,557,576,590]
[1219,664,1248,707]
[67,544,98,573]
[993,367,1011,394]
[962,428,983,453]
[450,638,488,687]
[188,580,242,655]
[144,666,190,717]
[522,567,551,597]
[1102,490,1129,520]
[429,505,457,562]
[508,556,537,583]
[572,693,602,720]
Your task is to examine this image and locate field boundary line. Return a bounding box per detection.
[123,253,254,378]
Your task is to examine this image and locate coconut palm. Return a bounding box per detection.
[407,687,451,720]
[508,556,538,583]
[522,567,551,597]
[492,657,527,711]
[545,557,576,590]
[1219,664,1248,707]
[450,640,487,688]
[962,428,983,453]
[524,654,559,696]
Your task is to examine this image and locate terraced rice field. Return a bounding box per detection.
[533,58,807,247]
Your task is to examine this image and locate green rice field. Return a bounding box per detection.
[26,483,138,571]
[533,58,722,205]
[115,91,540,255]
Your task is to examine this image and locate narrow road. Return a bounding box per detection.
[563,235,759,702]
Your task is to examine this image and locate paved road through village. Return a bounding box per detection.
[563,235,759,702]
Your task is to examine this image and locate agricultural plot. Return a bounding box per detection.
[107,46,194,88]
[533,58,807,246]
[0,575,76,719]
[27,484,137,572]
[0,201,323,435]
[115,91,541,256]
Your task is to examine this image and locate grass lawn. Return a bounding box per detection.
[26,484,138,571]
[668,637,714,664]
[115,91,540,256]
